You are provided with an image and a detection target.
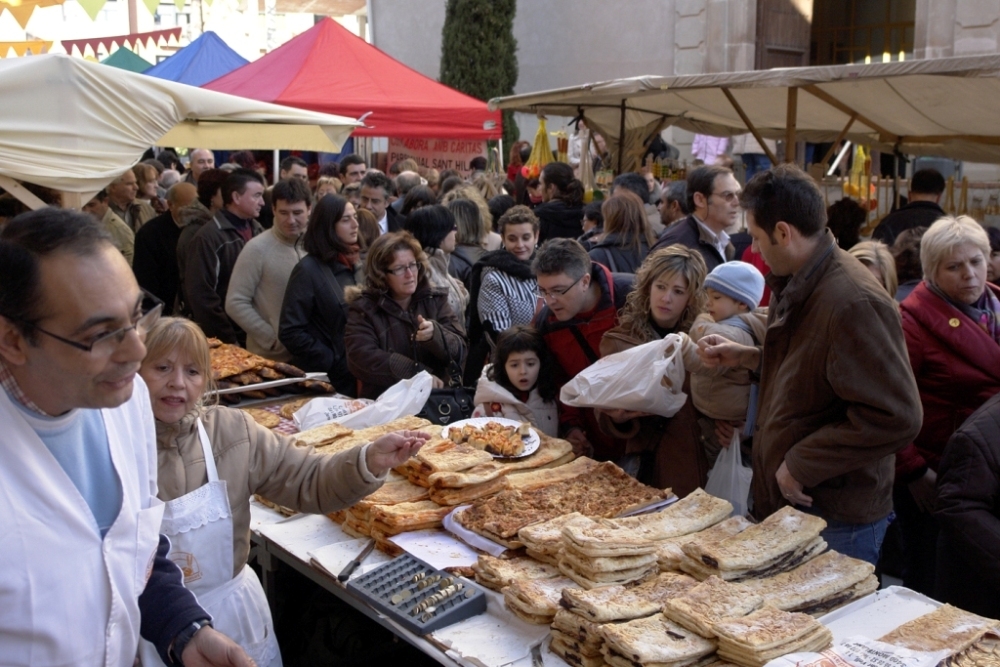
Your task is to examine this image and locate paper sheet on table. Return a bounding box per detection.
[819,586,940,645]
[255,514,354,562]
[765,636,951,667]
[442,506,508,557]
[431,588,550,667]
[387,529,480,569]
[308,538,393,581]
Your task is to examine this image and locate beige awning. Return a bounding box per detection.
[490,55,1000,165]
[0,53,361,195]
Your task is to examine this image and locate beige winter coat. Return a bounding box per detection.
[687,310,768,421]
[155,406,383,578]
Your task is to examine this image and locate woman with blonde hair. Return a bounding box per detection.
[133,162,166,213]
[447,198,488,288]
[849,240,898,297]
[588,191,656,273]
[138,317,427,666]
[895,215,1000,597]
[597,245,709,493]
[313,175,342,201]
[345,232,467,398]
[440,183,502,250]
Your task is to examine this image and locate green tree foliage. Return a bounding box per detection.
[440,0,519,161]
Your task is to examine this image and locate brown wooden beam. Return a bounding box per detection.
[902,134,1000,145]
[0,174,46,211]
[785,87,798,164]
[721,87,779,165]
[819,113,858,168]
[801,84,899,143]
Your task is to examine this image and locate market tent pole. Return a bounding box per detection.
[0,174,46,210]
[721,87,779,166]
[801,84,899,144]
[818,113,858,170]
[785,87,798,164]
[273,149,279,185]
[616,99,626,174]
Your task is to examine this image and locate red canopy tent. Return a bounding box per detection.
[203,18,501,140]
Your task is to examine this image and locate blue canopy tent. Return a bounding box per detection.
[144,31,248,87]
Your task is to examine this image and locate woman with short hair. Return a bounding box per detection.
[404,204,470,322]
[345,232,467,398]
[896,215,1000,596]
[447,198,487,289]
[278,195,362,396]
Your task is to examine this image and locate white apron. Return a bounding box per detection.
[139,419,281,667]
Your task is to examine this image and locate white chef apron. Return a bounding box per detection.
[139,418,281,667]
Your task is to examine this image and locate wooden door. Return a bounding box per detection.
[756,0,813,70]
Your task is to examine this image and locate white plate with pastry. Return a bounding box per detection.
[442,417,540,459]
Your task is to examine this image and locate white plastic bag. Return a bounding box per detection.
[294,372,433,431]
[704,430,753,518]
[291,397,373,430]
[559,334,687,418]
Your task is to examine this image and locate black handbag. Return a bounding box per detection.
[416,358,475,425]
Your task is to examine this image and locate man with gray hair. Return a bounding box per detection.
[107,169,156,232]
[133,182,198,315]
[659,180,691,228]
[184,148,216,185]
[391,170,423,214]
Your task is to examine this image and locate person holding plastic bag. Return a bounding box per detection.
[596,245,709,496]
[138,316,429,666]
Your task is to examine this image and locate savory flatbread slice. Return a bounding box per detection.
[355,479,429,508]
[662,576,763,638]
[428,462,506,488]
[550,634,606,667]
[506,455,598,490]
[369,500,450,528]
[607,489,733,541]
[717,624,832,667]
[560,548,659,575]
[562,519,658,557]
[879,604,1000,655]
[561,571,699,623]
[712,605,829,651]
[415,439,494,473]
[551,609,606,648]
[599,614,718,667]
[519,512,596,553]
[559,559,657,589]
[294,421,354,448]
[428,474,510,506]
[658,516,754,570]
[502,576,576,622]
[473,554,562,590]
[739,550,875,614]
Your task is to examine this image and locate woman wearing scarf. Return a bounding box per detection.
[896,215,1000,596]
[279,194,363,396]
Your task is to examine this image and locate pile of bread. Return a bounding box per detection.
[880,604,1000,666]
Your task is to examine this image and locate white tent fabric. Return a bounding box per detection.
[0,54,361,195]
[489,55,1000,165]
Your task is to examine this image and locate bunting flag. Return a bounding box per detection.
[74,0,106,19]
[0,0,66,28]
[0,39,53,57]
[61,27,181,57]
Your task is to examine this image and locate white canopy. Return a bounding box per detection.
[0,54,361,196]
[489,55,1000,170]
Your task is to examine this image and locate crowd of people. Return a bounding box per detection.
[2,143,1000,667]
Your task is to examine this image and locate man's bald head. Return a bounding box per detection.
[189,149,215,182]
[395,171,422,197]
[167,182,197,224]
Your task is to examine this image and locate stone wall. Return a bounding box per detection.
[914,0,1000,58]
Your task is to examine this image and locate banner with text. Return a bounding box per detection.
[387,138,486,178]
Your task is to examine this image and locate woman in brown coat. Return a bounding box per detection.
[597,245,709,495]
[345,232,468,399]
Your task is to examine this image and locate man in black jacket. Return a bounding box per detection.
[183,169,264,343]
[871,168,946,246]
[132,182,197,315]
[652,165,738,271]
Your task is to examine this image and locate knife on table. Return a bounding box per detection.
[338,539,376,582]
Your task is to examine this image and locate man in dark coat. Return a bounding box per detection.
[132,182,197,315]
[872,168,946,246]
[652,165,737,271]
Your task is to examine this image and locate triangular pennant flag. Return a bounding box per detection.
[173,0,185,11]
[6,4,36,28]
[75,0,107,21]
[141,0,160,15]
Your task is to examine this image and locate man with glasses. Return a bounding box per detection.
[652,165,740,271]
[0,209,253,666]
[532,238,633,460]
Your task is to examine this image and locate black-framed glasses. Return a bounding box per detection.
[535,274,583,300]
[15,289,163,356]
[386,262,420,277]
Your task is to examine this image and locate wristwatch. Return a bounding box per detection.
[167,618,213,666]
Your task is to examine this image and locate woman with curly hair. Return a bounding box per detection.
[596,245,710,494]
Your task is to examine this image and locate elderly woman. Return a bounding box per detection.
[849,240,898,297]
[138,317,427,666]
[345,232,467,398]
[279,194,361,396]
[597,245,709,494]
[896,215,1000,596]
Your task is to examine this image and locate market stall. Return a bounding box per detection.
[488,54,1000,173]
[143,30,249,87]
[0,53,360,209]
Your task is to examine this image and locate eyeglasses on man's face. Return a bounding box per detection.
[386,262,420,277]
[11,289,164,356]
[710,189,741,204]
[535,274,583,300]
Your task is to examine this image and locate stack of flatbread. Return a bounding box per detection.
[472,554,562,591]
[681,507,827,581]
[297,415,434,454]
[406,439,495,487]
[426,462,510,506]
[334,479,430,537]
[367,500,451,539]
[506,455,598,490]
[663,576,763,638]
[879,604,1000,656]
[740,550,878,616]
[501,576,576,624]
[551,572,700,667]
[559,520,660,589]
[599,614,719,667]
[456,462,669,548]
[712,606,832,667]
[518,512,595,565]
[606,489,734,542]
[658,517,754,571]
